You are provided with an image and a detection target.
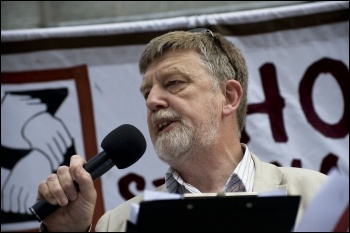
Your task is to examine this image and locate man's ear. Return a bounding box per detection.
[222,80,243,117]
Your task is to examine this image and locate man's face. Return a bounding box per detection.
[140,49,223,166]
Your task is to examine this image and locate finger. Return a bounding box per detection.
[56,165,78,202]
[69,155,94,200]
[72,165,96,201]
[38,180,57,205]
[43,173,69,206]
[36,180,49,202]
[69,154,87,168]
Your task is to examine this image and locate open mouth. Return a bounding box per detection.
[158,121,173,132]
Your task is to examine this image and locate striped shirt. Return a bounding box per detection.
[165,143,255,194]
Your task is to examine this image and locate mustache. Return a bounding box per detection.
[151,109,181,125]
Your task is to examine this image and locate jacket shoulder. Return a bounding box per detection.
[95,184,167,232]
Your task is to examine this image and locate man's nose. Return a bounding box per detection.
[146,87,169,111]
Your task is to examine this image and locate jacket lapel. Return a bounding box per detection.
[250,152,287,193]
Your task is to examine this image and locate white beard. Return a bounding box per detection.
[152,98,220,168]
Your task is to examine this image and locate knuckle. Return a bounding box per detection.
[46,173,58,183]
[56,165,68,176]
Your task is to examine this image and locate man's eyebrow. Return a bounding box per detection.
[139,67,187,94]
[140,80,151,94]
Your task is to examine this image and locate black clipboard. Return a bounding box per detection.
[127,195,301,232]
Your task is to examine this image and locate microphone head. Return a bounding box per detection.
[101,124,147,169]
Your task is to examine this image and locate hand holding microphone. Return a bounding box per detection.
[30,124,146,232]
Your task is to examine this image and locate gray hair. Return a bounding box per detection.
[139,29,249,136]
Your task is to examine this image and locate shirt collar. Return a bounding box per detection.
[165,143,255,194]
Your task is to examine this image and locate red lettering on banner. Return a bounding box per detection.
[118,174,165,200]
[242,58,349,144]
[118,173,145,200]
[270,153,339,175]
[299,58,349,138]
[320,153,339,174]
[291,159,302,168]
[247,63,287,142]
[152,178,165,186]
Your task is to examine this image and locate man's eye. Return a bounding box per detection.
[142,91,149,100]
[166,80,180,87]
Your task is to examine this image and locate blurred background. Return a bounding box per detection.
[1,1,312,30]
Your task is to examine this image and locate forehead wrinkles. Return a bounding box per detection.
[146,49,202,76]
[140,50,207,94]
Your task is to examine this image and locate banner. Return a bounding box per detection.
[1,1,348,231]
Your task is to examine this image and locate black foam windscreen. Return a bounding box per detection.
[101,124,146,169]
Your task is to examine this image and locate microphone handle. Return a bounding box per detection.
[29,151,115,222]
[29,197,61,222]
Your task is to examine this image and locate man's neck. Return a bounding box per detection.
[174,142,244,193]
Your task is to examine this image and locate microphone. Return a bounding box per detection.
[29,124,146,222]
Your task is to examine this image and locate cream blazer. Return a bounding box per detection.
[95,152,328,232]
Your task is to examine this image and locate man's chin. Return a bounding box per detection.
[158,155,184,168]
[155,152,172,164]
